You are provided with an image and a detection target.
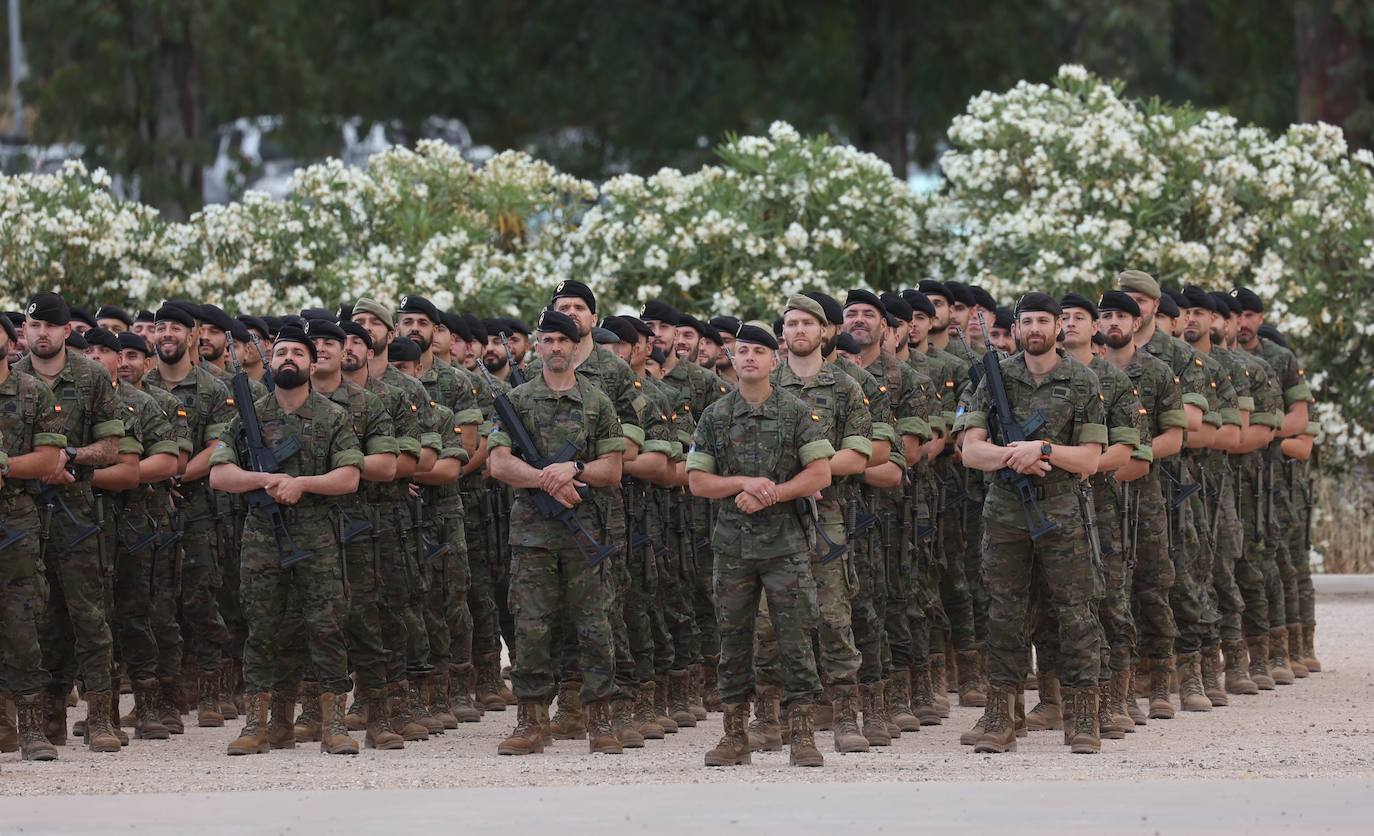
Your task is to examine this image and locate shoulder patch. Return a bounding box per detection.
[1194,358,1203,367]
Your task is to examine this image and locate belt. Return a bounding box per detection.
[993,477,1084,501]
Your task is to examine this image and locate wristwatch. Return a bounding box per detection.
[1040,442,1053,460]
[574,461,586,475]
[65,445,79,463]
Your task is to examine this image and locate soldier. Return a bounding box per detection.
[958,292,1107,754]
[989,308,1017,355]
[131,310,156,342]
[708,316,740,386]
[0,312,64,761]
[488,309,626,756]
[95,306,133,334]
[210,326,365,756]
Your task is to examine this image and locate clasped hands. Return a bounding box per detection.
[538,461,585,509]
[1000,440,1052,477]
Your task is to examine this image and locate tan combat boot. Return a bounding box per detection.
[959,709,987,746]
[1066,687,1100,754]
[551,680,587,740]
[196,670,223,728]
[1247,635,1275,689]
[876,679,901,739]
[294,680,322,742]
[928,653,951,716]
[496,700,545,755]
[1124,669,1148,726]
[449,663,482,722]
[888,670,921,733]
[1177,652,1213,712]
[474,652,507,712]
[830,683,870,753]
[1025,670,1063,731]
[1267,627,1295,685]
[668,669,697,728]
[104,671,129,746]
[132,679,169,740]
[747,685,783,751]
[585,699,623,754]
[388,681,430,741]
[911,664,943,726]
[267,688,297,749]
[319,692,359,755]
[1200,646,1228,706]
[0,694,16,752]
[1096,680,1126,740]
[226,692,270,756]
[412,676,445,734]
[83,692,121,753]
[702,655,723,712]
[635,680,665,740]
[495,660,516,706]
[611,697,644,748]
[217,661,239,721]
[364,690,404,750]
[1302,624,1322,672]
[687,663,708,721]
[430,670,459,729]
[813,686,833,731]
[972,686,1016,753]
[14,693,58,761]
[157,678,185,735]
[1286,624,1309,678]
[1222,639,1258,695]
[787,703,824,767]
[1148,658,1175,719]
[956,649,988,707]
[344,675,367,731]
[1106,670,1135,734]
[653,674,679,734]
[704,702,751,766]
[859,682,891,746]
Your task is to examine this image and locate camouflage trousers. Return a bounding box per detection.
[1165,490,1213,654]
[654,492,698,671]
[213,495,247,664]
[555,502,636,694]
[906,516,939,671]
[0,496,49,695]
[935,510,977,652]
[38,493,115,692]
[690,497,719,660]
[240,516,350,695]
[1128,476,1176,660]
[645,491,678,675]
[146,502,183,681]
[177,501,228,676]
[1095,478,1134,674]
[848,525,885,684]
[962,496,990,646]
[375,506,420,683]
[715,549,820,707]
[110,502,161,682]
[755,516,860,688]
[1233,459,1271,638]
[622,484,658,684]
[417,496,472,683]
[1205,470,1246,644]
[881,505,914,677]
[462,486,503,660]
[1283,476,1316,630]
[510,544,616,703]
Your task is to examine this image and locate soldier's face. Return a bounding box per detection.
[390,359,419,377]
[645,357,662,378]
[928,296,950,332]
[72,321,92,336]
[1218,314,1238,345]
[483,336,507,372]
[783,310,823,358]
[270,342,314,389]
[886,319,910,352]
[1157,313,1176,337]
[989,326,1016,353]
[1182,308,1211,344]
[1237,310,1263,345]
[1059,308,1097,349]
[352,313,390,351]
[950,302,970,331]
[132,321,154,340]
[732,342,773,382]
[552,299,594,338]
[86,345,121,377]
[632,337,653,368]
[841,304,882,348]
[674,327,699,360]
[24,318,70,360]
[537,332,575,372]
[199,325,226,362]
[118,348,147,384]
[647,320,675,352]
[154,321,191,365]
[399,314,434,353]
[717,333,735,369]
[909,312,932,346]
[341,335,372,372]
[968,305,996,340]
[466,339,482,368]
[1100,311,1137,349]
[312,337,342,374]
[97,318,128,333]
[1018,312,1058,356]
[1125,292,1157,323]
[431,324,453,358]
[696,340,719,368]
[609,337,634,363]
[510,333,530,358]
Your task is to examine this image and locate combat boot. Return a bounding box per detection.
[157,678,184,734]
[687,663,708,720]
[1066,687,1100,754]
[813,686,833,730]
[413,677,445,734]
[704,702,751,766]
[859,682,891,746]
[959,710,987,746]
[217,660,239,720]
[319,692,359,755]
[475,651,507,712]
[267,688,298,749]
[1200,646,1228,706]
[132,679,169,740]
[887,670,921,732]
[1026,671,1063,731]
[787,703,824,767]
[911,664,943,726]
[1124,669,1148,726]
[536,698,553,743]
[430,671,459,729]
[1222,639,1258,695]
[1177,652,1213,712]
[1267,627,1295,685]
[105,676,128,746]
[196,670,224,728]
[956,649,987,707]
[1286,624,1309,678]
[928,653,951,716]
[747,685,783,751]
[668,669,697,728]
[14,693,57,761]
[494,660,516,706]
[0,694,16,752]
[877,679,901,739]
[635,681,665,739]
[585,699,623,754]
[388,681,429,741]
[83,692,121,753]
[1148,658,1175,719]
[551,680,587,740]
[702,655,722,712]
[653,674,679,734]
[226,692,270,756]
[1302,624,1322,672]
[1247,635,1275,689]
[972,686,1016,753]
[1096,680,1126,740]
[344,675,367,730]
[294,680,322,742]
[1106,670,1135,734]
[829,684,870,753]
[450,663,482,723]
[364,690,404,750]
[496,700,545,755]
[611,698,643,748]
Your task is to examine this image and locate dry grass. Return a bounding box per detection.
[1313,467,1374,573]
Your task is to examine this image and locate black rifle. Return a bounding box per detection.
[501,334,527,387]
[0,516,25,550]
[800,496,847,564]
[332,504,372,545]
[35,479,100,547]
[967,313,1056,539]
[477,364,616,567]
[225,334,311,567]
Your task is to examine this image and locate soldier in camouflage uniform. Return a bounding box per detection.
[16,293,130,754]
[211,327,365,757]
[488,310,626,757]
[957,293,1108,754]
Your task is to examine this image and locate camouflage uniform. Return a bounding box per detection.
[1223,348,1282,640]
[137,383,191,683]
[1193,350,1242,651]
[960,349,1108,690]
[687,386,834,707]
[418,403,471,689]
[209,390,364,695]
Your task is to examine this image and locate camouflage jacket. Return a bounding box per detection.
[1115,348,1187,472]
[0,369,67,497]
[528,345,646,450]
[15,352,126,493]
[772,361,873,515]
[317,379,398,511]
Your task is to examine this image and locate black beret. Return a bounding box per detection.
[1231,286,1263,313]
[677,314,705,336]
[641,300,681,326]
[484,317,511,338]
[237,315,271,340]
[994,306,1015,330]
[444,311,473,342]
[336,302,354,321]
[505,317,530,336]
[535,308,580,342]
[843,289,886,313]
[66,331,89,350]
[1181,285,1215,312]
[397,294,440,323]
[834,332,861,354]
[550,279,597,313]
[1060,293,1099,319]
[1209,292,1236,317]
[306,318,347,343]
[95,305,133,327]
[281,314,306,331]
[771,317,784,337]
[1014,292,1062,318]
[153,304,195,328]
[198,303,236,334]
[592,327,620,345]
[734,323,778,351]
[1096,291,1141,318]
[622,316,655,340]
[944,281,975,307]
[648,347,667,365]
[0,314,13,342]
[709,315,742,334]
[387,336,422,363]
[135,309,155,324]
[262,315,284,336]
[166,300,202,322]
[26,292,71,325]
[917,280,951,302]
[69,307,97,329]
[1258,324,1287,348]
[880,292,913,322]
[118,331,152,355]
[971,286,999,312]
[338,320,374,350]
[600,316,640,345]
[462,313,488,344]
[299,307,334,322]
[1156,292,1181,319]
[272,325,317,362]
[803,292,844,326]
[901,289,936,318]
[701,323,723,346]
[84,327,121,352]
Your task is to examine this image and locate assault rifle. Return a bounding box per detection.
[501,334,527,387]
[0,517,25,550]
[801,496,847,564]
[36,478,99,547]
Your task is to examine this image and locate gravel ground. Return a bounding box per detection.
[1,590,1371,796]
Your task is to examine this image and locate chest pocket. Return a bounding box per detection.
[731,411,783,477]
[559,403,591,460]
[3,375,39,453]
